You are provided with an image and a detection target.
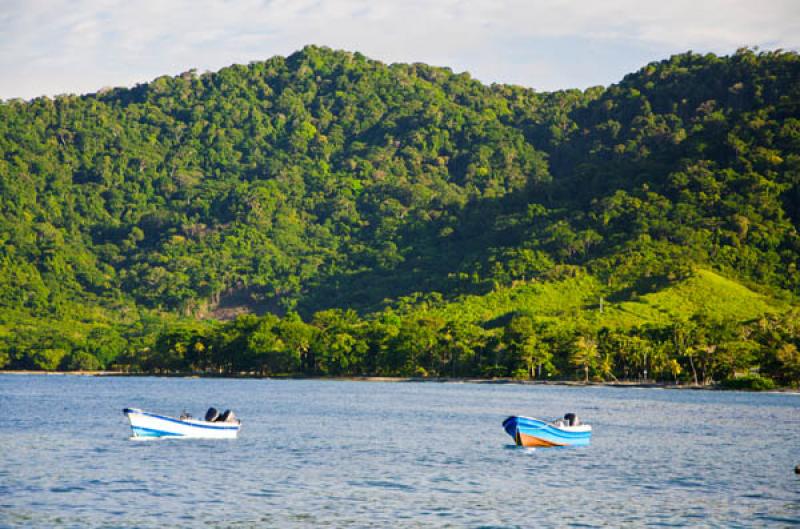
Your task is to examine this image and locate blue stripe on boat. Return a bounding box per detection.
[131,426,184,437]
[123,409,239,430]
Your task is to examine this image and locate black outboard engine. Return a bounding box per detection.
[217,409,236,423]
[564,413,579,426]
[205,407,220,422]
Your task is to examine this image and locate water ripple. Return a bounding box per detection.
[1,375,798,528]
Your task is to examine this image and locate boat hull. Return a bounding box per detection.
[502,416,591,447]
[124,408,240,439]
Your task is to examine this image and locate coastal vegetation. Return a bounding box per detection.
[1,46,798,386]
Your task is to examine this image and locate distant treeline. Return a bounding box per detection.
[4,307,797,389]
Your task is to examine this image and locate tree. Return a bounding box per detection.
[628,336,654,381]
[275,314,314,374]
[598,353,618,382]
[571,335,598,383]
[775,343,800,384]
[441,320,487,377]
[30,348,67,371]
[246,320,283,375]
[64,351,102,371]
[503,315,551,379]
[671,320,699,385]
[667,358,682,384]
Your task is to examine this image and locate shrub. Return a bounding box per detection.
[63,351,102,371]
[720,374,776,391]
[512,368,530,380]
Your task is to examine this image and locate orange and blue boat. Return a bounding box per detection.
[503,414,592,447]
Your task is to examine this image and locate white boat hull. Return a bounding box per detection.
[124,408,240,439]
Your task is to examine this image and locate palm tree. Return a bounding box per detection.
[571,336,598,383]
[598,353,618,382]
[672,320,699,385]
[668,359,682,384]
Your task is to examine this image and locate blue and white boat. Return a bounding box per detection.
[123,408,241,439]
[503,414,591,447]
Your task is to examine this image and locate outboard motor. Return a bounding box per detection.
[205,407,220,422]
[217,409,236,423]
[564,413,579,426]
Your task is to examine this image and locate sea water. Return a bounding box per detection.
[0,375,797,528]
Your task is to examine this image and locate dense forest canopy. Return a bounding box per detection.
[1,46,798,386]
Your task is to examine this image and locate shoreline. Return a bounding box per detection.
[1,370,797,393]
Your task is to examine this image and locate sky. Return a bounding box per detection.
[1,0,799,100]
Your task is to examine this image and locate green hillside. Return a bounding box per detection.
[432,271,602,325]
[0,46,798,385]
[609,269,785,326]
[429,268,785,330]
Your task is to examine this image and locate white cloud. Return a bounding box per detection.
[0,0,798,99]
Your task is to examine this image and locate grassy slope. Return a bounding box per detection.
[432,273,598,324]
[428,269,786,330]
[605,270,785,327]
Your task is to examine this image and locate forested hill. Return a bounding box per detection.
[1,46,799,385]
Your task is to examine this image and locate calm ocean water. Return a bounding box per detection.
[0,375,797,528]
